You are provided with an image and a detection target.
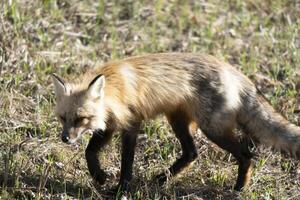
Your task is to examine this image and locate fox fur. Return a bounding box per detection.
[52,53,300,192]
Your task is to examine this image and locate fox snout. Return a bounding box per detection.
[61,134,70,143]
[61,127,71,143]
[61,126,79,144]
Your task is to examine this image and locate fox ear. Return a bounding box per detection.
[87,74,105,99]
[51,73,70,98]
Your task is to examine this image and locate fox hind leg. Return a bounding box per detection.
[155,109,198,185]
[201,126,253,191]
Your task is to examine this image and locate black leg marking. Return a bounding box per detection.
[117,122,141,192]
[202,128,253,191]
[156,110,198,185]
[85,129,114,185]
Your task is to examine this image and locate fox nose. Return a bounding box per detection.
[62,135,69,143]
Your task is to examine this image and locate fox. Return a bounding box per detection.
[51,53,300,192]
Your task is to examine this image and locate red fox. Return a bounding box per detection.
[51,53,300,192]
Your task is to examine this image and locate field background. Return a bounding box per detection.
[0,0,300,199]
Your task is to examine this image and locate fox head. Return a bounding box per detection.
[51,74,107,144]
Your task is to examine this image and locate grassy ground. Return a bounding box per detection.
[0,0,300,199]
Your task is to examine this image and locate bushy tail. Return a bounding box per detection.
[238,91,300,159]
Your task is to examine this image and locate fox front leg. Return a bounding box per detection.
[85,129,114,184]
[107,122,140,194]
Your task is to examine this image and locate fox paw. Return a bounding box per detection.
[106,182,131,196]
[153,173,167,186]
[92,169,107,185]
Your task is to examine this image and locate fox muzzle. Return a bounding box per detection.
[61,127,70,143]
[61,134,70,143]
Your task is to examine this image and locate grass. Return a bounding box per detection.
[0,0,299,199]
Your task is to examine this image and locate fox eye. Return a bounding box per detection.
[59,115,66,122]
[74,116,85,125]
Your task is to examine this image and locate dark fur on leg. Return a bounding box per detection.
[116,122,141,193]
[85,129,114,184]
[155,110,198,185]
[202,128,254,191]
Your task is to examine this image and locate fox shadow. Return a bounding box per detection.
[151,184,239,200]
[98,177,242,200]
[164,184,241,200]
[0,172,93,199]
[0,171,242,200]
